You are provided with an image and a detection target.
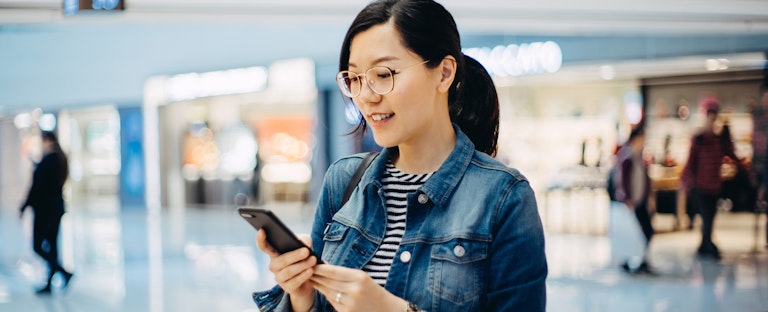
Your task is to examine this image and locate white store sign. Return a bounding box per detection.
[464,41,563,77]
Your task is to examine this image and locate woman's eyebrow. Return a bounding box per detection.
[348,56,400,69]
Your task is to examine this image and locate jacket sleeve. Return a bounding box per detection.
[22,157,52,211]
[681,136,698,191]
[486,179,547,311]
[764,151,768,189]
[620,155,633,203]
[251,286,293,312]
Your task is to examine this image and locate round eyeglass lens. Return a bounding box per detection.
[367,67,394,94]
[336,71,360,97]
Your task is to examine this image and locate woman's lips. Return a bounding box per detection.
[370,113,394,121]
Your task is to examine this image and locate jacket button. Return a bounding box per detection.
[400,251,412,263]
[417,193,429,204]
[453,245,466,258]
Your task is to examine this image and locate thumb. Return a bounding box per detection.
[296,234,313,250]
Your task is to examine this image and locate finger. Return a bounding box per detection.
[312,263,335,277]
[310,277,331,295]
[280,264,315,293]
[312,263,356,279]
[274,254,317,283]
[269,247,314,274]
[255,229,279,257]
[310,268,358,294]
[310,274,334,289]
[311,278,355,312]
[296,233,313,249]
[309,281,339,307]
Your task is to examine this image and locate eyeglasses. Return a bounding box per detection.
[336,60,429,98]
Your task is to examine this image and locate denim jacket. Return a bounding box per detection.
[254,126,547,311]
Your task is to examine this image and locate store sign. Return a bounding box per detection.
[165,67,268,102]
[64,0,125,15]
[463,41,563,77]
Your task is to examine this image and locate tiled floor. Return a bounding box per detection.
[0,197,766,312]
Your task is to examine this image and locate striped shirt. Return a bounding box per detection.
[362,161,433,287]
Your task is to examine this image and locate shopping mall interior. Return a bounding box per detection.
[1,0,768,311]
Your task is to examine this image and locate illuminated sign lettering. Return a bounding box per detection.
[463,41,563,77]
[90,0,122,10]
[165,67,269,102]
[63,0,125,15]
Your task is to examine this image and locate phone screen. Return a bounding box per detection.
[238,207,324,264]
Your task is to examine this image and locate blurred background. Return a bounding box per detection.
[1,0,767,311]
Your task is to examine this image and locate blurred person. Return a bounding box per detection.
[252,1,547,311]
[661,134,677,167]
[719,120,755,212]
[760,144,768,249]
[19,131,74,294]
[681,100,739,259]
[757,89,768,248]
[751,90,768,189]
[612,126,654,274]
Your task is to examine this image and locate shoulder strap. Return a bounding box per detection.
[341,152,379,207]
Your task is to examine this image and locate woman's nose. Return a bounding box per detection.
[357,79,382,103]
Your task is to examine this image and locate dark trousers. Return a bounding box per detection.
[759,172,768,245]
[33,214,67,284]
[690,189,720,252]
[634,200,654,246]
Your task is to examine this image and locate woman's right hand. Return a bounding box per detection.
[256,229,317,312]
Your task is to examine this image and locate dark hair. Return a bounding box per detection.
[339,0,499,156]
[627,125,645,142]
[42,131,69,186]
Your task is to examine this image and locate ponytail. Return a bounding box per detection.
[450,55,499,157]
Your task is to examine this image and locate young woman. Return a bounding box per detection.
[254,0,547,311]
[20,131,74,294]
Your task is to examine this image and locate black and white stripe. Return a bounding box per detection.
[363,161,432,286]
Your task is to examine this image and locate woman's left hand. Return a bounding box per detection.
[311,264,407,312]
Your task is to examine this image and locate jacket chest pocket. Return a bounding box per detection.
[428,238,488,305]
[321,222,350,263]
[321,222,375,267]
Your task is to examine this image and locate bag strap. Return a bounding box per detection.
[341,152,379,207]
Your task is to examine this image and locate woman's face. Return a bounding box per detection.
[347,22,448,148]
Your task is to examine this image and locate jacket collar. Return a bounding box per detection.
[360,124,476,208]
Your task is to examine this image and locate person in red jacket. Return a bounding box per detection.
[682,100,736,259]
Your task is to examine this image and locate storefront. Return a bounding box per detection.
[143,58,319,211]
[483,49,766,234]
[0,106,122,210]
[643,68,765,228]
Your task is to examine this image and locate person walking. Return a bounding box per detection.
[613,126,654,273]
[751,90,768,197]
[19,131,74,294]
[757,89,768,249]
[682,100,733,259]
[252,1,547,311]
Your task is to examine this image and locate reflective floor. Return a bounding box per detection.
[1,197,766,312]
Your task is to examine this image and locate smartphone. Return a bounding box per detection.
[238,207,324,264]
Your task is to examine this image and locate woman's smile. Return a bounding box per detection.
[370,112,394,121]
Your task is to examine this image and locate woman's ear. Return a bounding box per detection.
[437,56,457,93]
